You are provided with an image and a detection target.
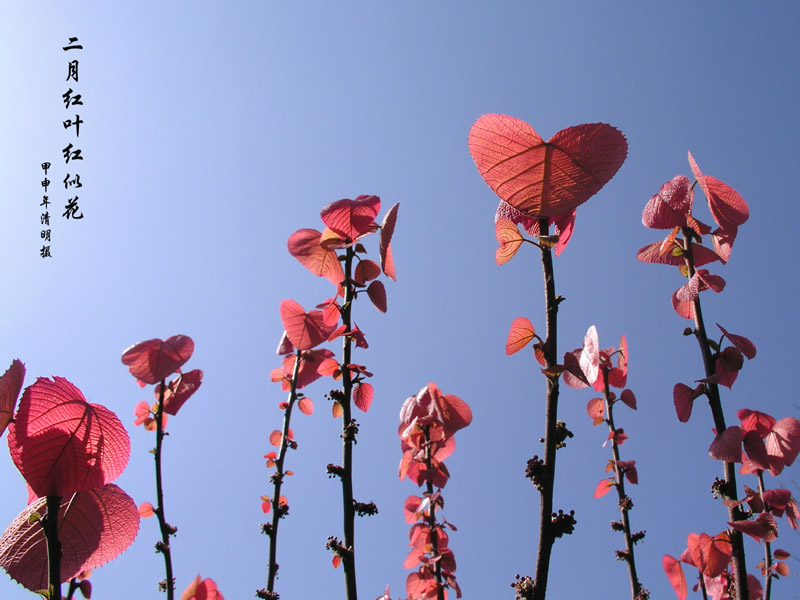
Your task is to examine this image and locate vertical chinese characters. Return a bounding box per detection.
[62,36,84,222]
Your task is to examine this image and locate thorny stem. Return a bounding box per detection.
[154,380,175,600]
[43,494,62,600]
[757,472,773,600]
[680,228,748,600]
[601,369,643,599]
[340,246,358,600]
[423,424,446,600]
[532,218,561,600]
[266,350,303,594]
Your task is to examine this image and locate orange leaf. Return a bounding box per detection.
[297,397,313,415]
[495,218,524,265]
[506,317,536,355]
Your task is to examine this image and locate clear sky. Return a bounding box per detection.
[2,2,799,599]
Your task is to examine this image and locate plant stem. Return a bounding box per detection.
[533,218,561,600]
[266,351,302,594]
[757,472,772,600]
[601,370,643,599]
[680,229,748,600]
[154,380,175,600]
[43,494,62,600]
[340,247,358,600]
[423,424,446,600]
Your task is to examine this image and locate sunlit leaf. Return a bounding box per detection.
[728,513,777,542]
[505,317,536,355]
[321,195,380,241]
[709,426,743,463]
[689,152,749,230]
[637,241,720,267]
[495,218,524,265]
[642,175,693,230]
[121,336,194,385]
[353,383,373,412]
[380,203,399,281]
[469,114,628,216]
[0,359,25,438]
[287,228,344,286]
[354,260,381,285]
[662,554,687,600]
[7,378,130,498]
[280,299,337,351]
[159,369,203,416]
[717,324,756,360]
[593,479,614,498]
[586,397,605,425]
[0,484,139,592]
[297,397,313,415]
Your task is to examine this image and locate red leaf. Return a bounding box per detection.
[742,430,771,471]
[505,317,536,355]
[7,378,130,498]
[689,152,749,230]
[673,383,700,422]
[297,397,313,415]
[380,203,399,281]
[180,575,225,600]
[159,369,203,416]
[714,346,744,389]
[662,554,687,600]
[687,531,732,578]
[636,240,720,267]
[593,479,615,498]
[0,484,139,592]
[619,389,637,410]
[611,334,628,388]
[321,195,380,242]
[367,280,388,313]
[642,175,693,229]
[728,513,778,542]
[469,115,628,217]
[737,409,775,437]
[353,259,381,285]
[717,324,756,360]
[121,335,194,385]
[287,228,344,286]
[495,218,525,265]
[280,299,336,351]
[765,417,800,473]
[709,426,743,463]
[353,383,374,412]
[0,359,25,438]
[586,397,605,425]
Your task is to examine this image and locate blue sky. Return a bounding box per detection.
[2,2,800,599]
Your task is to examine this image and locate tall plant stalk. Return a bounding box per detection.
[153,380,176,600]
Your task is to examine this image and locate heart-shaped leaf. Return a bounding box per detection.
[0,483,139,592]
[495,219,525,265]
[469,114,628,217]
[353,260,381,286]
[0,359,25,438]
[321,195,380,242]
[353,383,374,412]
[709,426,743,463]
[287,228,344,286]
[8,377,130,498]
[505,317,536,355]
[642,175,693,229]
[279,299,336,351]
[121,336,194,385]
[689,152,749,230]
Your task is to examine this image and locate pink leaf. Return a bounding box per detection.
[0,359,25,438]
[673,383,700,422]
[586,397,605,425]
[469,115,628,217]
[367,280,388,313]
[728,513,777,542]
[287,228,344,286]
[354,383,374,412]
[593,479,615,498]
[642,175,693,229]
[7,378,130,498]
[138,501,155,518]
[495,218,525,265]
[297,397,314,415]
[737,409,775,437]
[380,203,399,281]
[354,260,382,285]
[180,575,225,600]
[765,417,800,472]
[121,335,194,385]
[321,195,380,242]
[689,152,749,230]
[671,287,695,320]
[0,484,139,592]
[742,430,771,471]
[275,331,294,355]
[280,299,336,351]
[717,324,756,360]
[709,426,743,463]
[663,554,687,600]
[159,369,203,416]
[505,317,536,355]
[636,240,720,267]
[714,346,744,389]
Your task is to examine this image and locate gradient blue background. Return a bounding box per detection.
[3,2,799,598]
